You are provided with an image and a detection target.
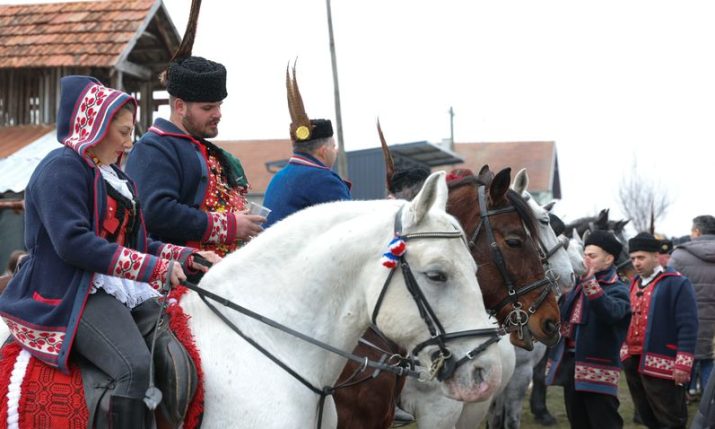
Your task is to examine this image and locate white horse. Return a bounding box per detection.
[179,172,503,428]
[566,229,587,278]
[398,168,577,429]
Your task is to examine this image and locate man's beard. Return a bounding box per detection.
[183,114,218,139]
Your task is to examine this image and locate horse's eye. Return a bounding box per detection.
[505,238,522,247]
[539,218,550,225]
[424,271,448,282]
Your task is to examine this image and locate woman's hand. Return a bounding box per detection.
[169,261,187,287]
[190,251,222,272]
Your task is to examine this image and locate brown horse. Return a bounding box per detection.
[333,126,560,428]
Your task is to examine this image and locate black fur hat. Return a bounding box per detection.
[628,232,661,253]
[167,56,227,102]
[584,230,623,258]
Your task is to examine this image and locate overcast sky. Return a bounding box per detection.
[5,0,715,237]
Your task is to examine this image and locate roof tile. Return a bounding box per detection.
[0,0,156,69]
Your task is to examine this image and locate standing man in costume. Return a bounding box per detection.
[545,230,631,429]
[126,57,263,257]
[622,232,698,429]
[262,64,351,228]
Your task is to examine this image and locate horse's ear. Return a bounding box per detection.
[489,168,511,204]
[582,229,591,243]
[616,219,631,231]
[477,164,494,185]
[403,171,448,228]
[543,201,556,212]
[596,209,609,228]
[511,168,529,194]
[573,229,583,244]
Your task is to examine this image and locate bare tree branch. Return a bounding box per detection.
[618,159,671,233]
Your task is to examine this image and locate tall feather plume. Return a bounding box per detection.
[160,0,202,86]
[172,0,201,62]
[649,204,655,235]
[377,119,395,192]
[286,59,311,139]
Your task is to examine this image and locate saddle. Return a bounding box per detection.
[82,319,198,428]
[0,311,199,429]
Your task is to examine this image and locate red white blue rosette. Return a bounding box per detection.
[381,236,407,268]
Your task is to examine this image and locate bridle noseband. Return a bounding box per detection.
[371,205,502,382]
[468,185,557,339]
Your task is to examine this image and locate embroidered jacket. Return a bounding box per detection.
[263,152,351,228]
[620,267,698,380]
[546,266,631,396]
[0,76,193,373]
[126,118,248,254]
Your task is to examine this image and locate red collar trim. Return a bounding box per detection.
[288,155,330,170]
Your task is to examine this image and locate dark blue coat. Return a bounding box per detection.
[125,118,239,246]
[0,148,190,373]
[621,268,698,380]
[263,152,351,228]
[546,266,631,396]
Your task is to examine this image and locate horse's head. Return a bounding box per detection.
[511,168,575,294]
[373,171,502,403]
[446,166,560,351]
[567,229,587,278]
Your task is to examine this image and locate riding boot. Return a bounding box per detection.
[109,395,150,429]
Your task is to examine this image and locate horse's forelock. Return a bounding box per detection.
[505,189,539,241]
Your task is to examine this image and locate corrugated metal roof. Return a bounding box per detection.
[0,129,58,193]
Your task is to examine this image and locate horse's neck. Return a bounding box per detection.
[191,201,396,388]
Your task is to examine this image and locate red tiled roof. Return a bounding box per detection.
[451,141,556,193]
[0,0,156,68]
[0,124,55,158]
[215,140,294,195]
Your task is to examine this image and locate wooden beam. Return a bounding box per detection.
[115,60,151,80]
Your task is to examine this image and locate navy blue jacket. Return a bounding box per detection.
[0,148,191,372]
[126,118,238,246]
[263,152,351,228]
[546,266,631,396]
[621,268,698,380]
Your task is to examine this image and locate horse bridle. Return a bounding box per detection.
[371,205,503,382]
[175,204,502,428]
[467,185,556,339]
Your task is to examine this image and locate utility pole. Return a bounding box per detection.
[448,106,455,151]
[325,0,348,178]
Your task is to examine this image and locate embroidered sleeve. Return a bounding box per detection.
[581,277,604,299]
[109,247,162,284]
[157,243,193,265]
[675,351,695,372]
[148,258,171,291]
[201,212,237,244]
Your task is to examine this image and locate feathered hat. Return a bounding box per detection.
[161,0,227,102]
[378,120,429,194]
[286,61,333,143]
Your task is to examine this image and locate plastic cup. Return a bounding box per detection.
[248,202,271,218]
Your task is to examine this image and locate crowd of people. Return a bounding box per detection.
[0,48,714,429]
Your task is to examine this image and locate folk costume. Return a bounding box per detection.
[545,230,631,429]
[126,57,248,257]
[622,232,698,429]
[0,76,197,427]
[263,64,351,228]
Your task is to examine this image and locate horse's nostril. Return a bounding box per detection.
[543,319,558,335]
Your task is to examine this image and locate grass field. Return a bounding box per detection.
[401,376,700,428]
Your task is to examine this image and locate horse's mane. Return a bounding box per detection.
[447,176,539,240]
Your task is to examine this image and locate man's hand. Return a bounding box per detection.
[583,257,597,280]
[673,368,690,386]
[234,213,265,241]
